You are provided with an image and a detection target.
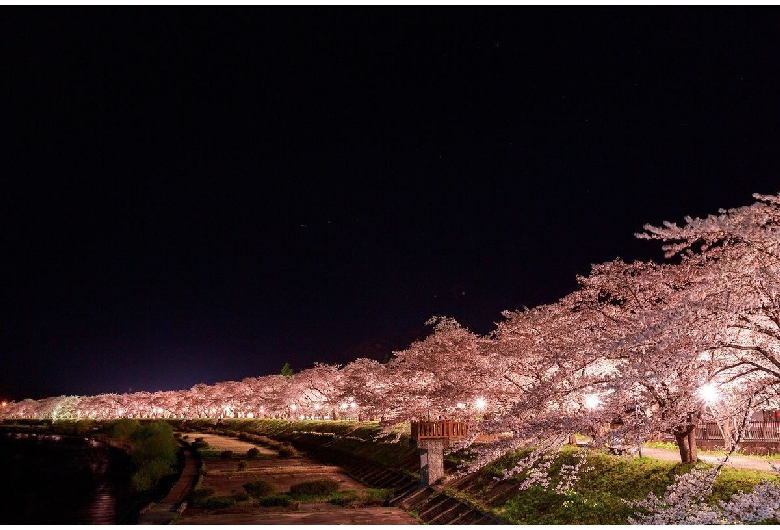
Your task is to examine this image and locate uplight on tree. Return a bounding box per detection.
[584,394,600,410]
[698,384,719,404]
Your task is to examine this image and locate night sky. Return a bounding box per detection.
[2,9,779,401]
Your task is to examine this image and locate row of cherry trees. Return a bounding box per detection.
[3,193,780,472]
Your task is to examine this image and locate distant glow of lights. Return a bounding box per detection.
[349,402,356,409]
[474,398,486,410]
[698,384,719,404]
[290,404,297,411]
[2,401,7,407]
[456,402,465,409]
[340,403,348,410]
[246,412,254,418]
[299,414,306,420]
[584,394,600,410]
[314,404,321,410]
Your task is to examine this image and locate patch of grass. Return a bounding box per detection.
[486,447,779,524]
[644,440,678,451]
[329,488,392,507]
[186,487,215,503]
[289,478,340,496]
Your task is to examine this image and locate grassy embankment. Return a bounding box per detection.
[172,418,778,524]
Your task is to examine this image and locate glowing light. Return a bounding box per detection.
[290,404,297,411]
[584,395,600,410]
[340,403,348,410]
[1,401,7,407]
[456,402,465,409]
[474,398,486,410]
[698,384,719,404]
[246,412,254,418]
[314,404,321,410]
[349,402,356,409]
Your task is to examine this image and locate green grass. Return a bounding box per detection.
[174,419,780,523]
[486,447,778,524]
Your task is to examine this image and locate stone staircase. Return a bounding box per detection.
[288,434,501,524]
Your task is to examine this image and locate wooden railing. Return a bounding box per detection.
[411,420,468,440]
[696,421,780,442]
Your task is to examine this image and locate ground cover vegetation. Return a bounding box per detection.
[182,419,779,523]
[180,431,392,511]
[5,191,780,522]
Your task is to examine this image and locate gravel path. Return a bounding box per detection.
[640,446,779,472]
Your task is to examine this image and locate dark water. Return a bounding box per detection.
[0,433,132,524]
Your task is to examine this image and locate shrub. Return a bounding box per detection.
[243,479,276,498]
[191,437,209,449]
[187,487,216,502]
[256,495,291,507]
[220,450,234,459]
[247,447,261,458]
[197,495,236,510]
[237,460,247,471]
[290,479,340,496]
[232,491,250,502]
[130,454,176,493]
[329,492,359,506]
[277,445,295,458]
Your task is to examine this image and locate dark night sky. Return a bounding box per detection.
[2,8,779,400]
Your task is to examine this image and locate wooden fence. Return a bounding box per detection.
[696,421,780,442]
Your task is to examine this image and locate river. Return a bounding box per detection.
[0,432,134,524]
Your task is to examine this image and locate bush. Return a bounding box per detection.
[196,495,236,510]
[290,479,340,496]
[187,487,216,502]
[131,457,174,492]
[277,445,295,458]
[220,450,234,459]
[256,495,291,507]
[243,479,276,498]
[247,447,261,458]
[191,437,209,449]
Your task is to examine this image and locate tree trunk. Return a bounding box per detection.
[674,412,700,464]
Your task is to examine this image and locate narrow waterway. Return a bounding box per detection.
[0,433,131,524]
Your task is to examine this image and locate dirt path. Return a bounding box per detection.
[640,445,780,472]
[138,446,199,525]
